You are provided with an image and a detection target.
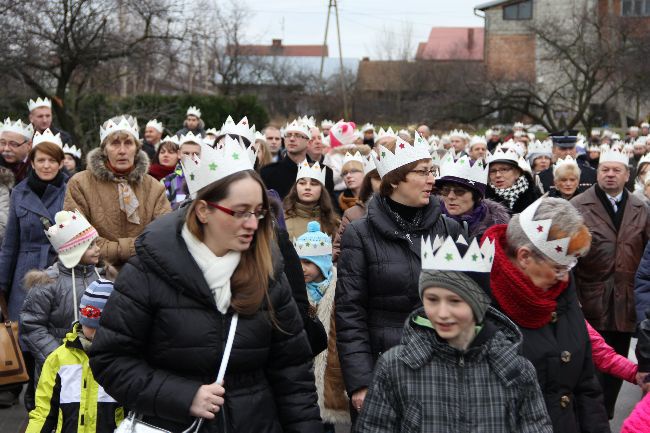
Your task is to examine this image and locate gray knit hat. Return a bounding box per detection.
[419,269,491,324]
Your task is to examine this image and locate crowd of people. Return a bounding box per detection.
[0,98,650,433]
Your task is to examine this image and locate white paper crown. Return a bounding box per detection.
[254,131,266,142]
[372,131,431,179]
[186,106,201,118]
[637,153,650,167]
[527,139,553,156]
[44,210,98,268]
[428,134,440,145]
[642,122,650,128]
[343,151,366,166]
[27,97,51,111]
[364,152,377,175]
[299,116,317,128]
[587,144,601,152]
[448,129,469,140]
[146,119,163,133]
[439,154,488,185]
[519,197,582,266]
[361,123,375,133]
[375,127,397,143]
[2,118,34,140]
[591,129,601,137]
[100,116,139,143]
[469,135,487,148]
[513,122,525,130]
[161,135,181,146]
[62,144,82,159]
[205,128,219,136]
[179,131,203,146]
[284,119,311,139]
[296,160,327,185]
[321,119,334,128]
[487,146,532,175]
[32,128,63,149]
[500,139,525,157]
[553,156,580,176]
[634,136,648,147]
[421,235,495,273]
[181,136,255,198]
[219,116,255,143]
[599,148,629,165]
[629,126,639,132]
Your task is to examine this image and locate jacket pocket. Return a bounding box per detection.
[400,401,422,433]
[577,281,606,322]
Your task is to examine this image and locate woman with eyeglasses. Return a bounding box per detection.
[482,197,610,433]
[335,137,464,424]
[486,148,542,214]
[89,137,322,433]
[435,155,510,239]
[338,157,366,212]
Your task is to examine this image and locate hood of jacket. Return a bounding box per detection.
[329,144,372,156]
[366,193,444,241]
[23,261,101,290]
[86,147,150,184]
[0,166,14,189]
[398,306,532,387]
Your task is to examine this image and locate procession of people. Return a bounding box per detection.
[1,97,650,433]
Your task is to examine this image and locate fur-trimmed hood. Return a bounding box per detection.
[0,166,15,189]
[328,143,372,156]
[86,147,150,184]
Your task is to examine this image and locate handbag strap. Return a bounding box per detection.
[0,292,9,323]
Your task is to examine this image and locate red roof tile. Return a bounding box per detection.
[415,27,484,61]
[229,39,328,57]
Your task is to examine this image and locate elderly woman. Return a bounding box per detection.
[436,155,510,239]
[486,148,541,214]
[336,134,463,421]
[483,197,609,433]
[90,137,322,432]
[526,140,553,174]
[549,157,583,200]
[64,115,170,268]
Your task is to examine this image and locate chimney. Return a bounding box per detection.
[362,57,370,62]
[468,28,475,51]
[272,39,282,48]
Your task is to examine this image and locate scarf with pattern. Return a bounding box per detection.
[491,175,529,209]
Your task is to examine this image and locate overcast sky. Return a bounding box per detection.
[242,0,485,59]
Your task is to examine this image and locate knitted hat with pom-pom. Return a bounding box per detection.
[294,221,333,279]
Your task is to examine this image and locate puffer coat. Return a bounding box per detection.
[355,307,553,433]
[89,209,322,433]
[335,194,463,395]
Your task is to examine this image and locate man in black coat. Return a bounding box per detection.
[261,120,334,199]
[538,131,597,195]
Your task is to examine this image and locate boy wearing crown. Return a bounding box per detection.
[355,235,552,433]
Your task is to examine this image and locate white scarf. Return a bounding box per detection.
[181,224,241,314]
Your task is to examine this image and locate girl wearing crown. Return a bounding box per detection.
[0,129,68,409]
[89,136,322,432]
[283,160,340,240]
[62,144,82,176]
[483,197,610,433]
[148,136,180,181]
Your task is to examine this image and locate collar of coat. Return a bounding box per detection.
[366,194,443,240]
[86,147,150,184]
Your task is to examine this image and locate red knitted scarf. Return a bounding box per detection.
[484,224,568,329]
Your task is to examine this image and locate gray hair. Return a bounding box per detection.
[553,162,581,180]
[506,197,585,258]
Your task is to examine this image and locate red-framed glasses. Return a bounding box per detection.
[206,202,267,221]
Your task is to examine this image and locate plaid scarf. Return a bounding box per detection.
[491,175,529,209]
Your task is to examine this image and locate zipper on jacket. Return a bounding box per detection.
[458,354,466,429]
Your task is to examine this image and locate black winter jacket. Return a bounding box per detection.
[495,278,610,433]
[89,209,322,433]
[335,194,464,394]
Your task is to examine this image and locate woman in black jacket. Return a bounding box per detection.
[483,197,610,433]
[335,134,463,419]
[485,147,542,214]
[89,138,322,433]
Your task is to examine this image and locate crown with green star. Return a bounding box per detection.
[421,234,495,273]
[181,135,255,198]
[371,131,432,179]
[439,154,488,185]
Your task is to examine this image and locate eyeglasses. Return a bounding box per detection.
[489,167,514,175]
[409,168,436,177]
[0,139,27,149]
[206,202,268,221]
[439,186,470,196]
[341,168,363,177]
[284,132,307,139]
[547,258,578,279]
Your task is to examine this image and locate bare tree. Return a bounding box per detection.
[372,21,415,61]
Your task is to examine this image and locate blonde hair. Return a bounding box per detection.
[553,163,581,180]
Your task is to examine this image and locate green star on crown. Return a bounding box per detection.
[232,152,240,160]
[471,254,478,261]
[208,162,217,171]
[189,173,195,181]
[445,253,453,261]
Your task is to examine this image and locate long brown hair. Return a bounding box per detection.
[186,170,275,315]
[283,180,340,236]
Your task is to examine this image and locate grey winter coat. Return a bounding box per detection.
[355,307,553,433]
[0,167,15,245]
[19,262,102,367]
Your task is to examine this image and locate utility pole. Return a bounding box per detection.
[319,0,348,118]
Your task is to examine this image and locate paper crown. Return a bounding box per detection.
[284,119,311,139]
[519,197,584,266]
[343,151,366,166]
[146,119,163,133]
[629,126,639,132]
[321,133,330,147]
[587,144,601,152]
[637,153,650,167]
[186,106,201,118]
[361,123,375,133]
[469,135,487,148]
[181,135,255,198]
[27,97,52,112]
[219,115,256,143]
[293,221,332,257]
[553,156,580,176]
[375,127,397,143]
[364,152,377,175]
[500,139,526,157]
[32,128,63,149]
[448,129,470,140]
[44,210,98,268]
[527,139,553,157]
[2,118,34,140]
[179,131,203,147]
[421,235,495,273]
[372,131,432,179]
[100,115,139,143]
[591,129,601,137]
[513,122,525,130]
[428,134,440,145]
[321,119,334,128]
[634,137,648,147]
[642,122,649,128]
[599,148,629,165]
[487,146,532,174]
[296,160,327,185]
[439,154,488,185]
[63,144,82,159]
[161,135,181,146]
[254,131,266,142]
[205,127,219,136]
[299,116,317,128]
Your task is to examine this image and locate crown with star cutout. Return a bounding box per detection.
[99,115,139,143]
[181,135,256,198]
[372,131,432,179]
[296,160,327,185]
[421,234,495,273]
[219,115,256,143]
[439,154,488,185]
[32,128,63,149]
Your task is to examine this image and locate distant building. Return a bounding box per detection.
[231,38,327,58]
[415,27,484,61]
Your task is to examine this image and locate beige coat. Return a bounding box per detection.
[64,148,171,267]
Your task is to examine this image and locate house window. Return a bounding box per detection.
[503,0,533,20]
[622,0,650,16]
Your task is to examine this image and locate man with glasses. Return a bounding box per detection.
[261,119,334,199]
[0,118,34,183]
[538,131,597,194]
[571,147,650,419]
